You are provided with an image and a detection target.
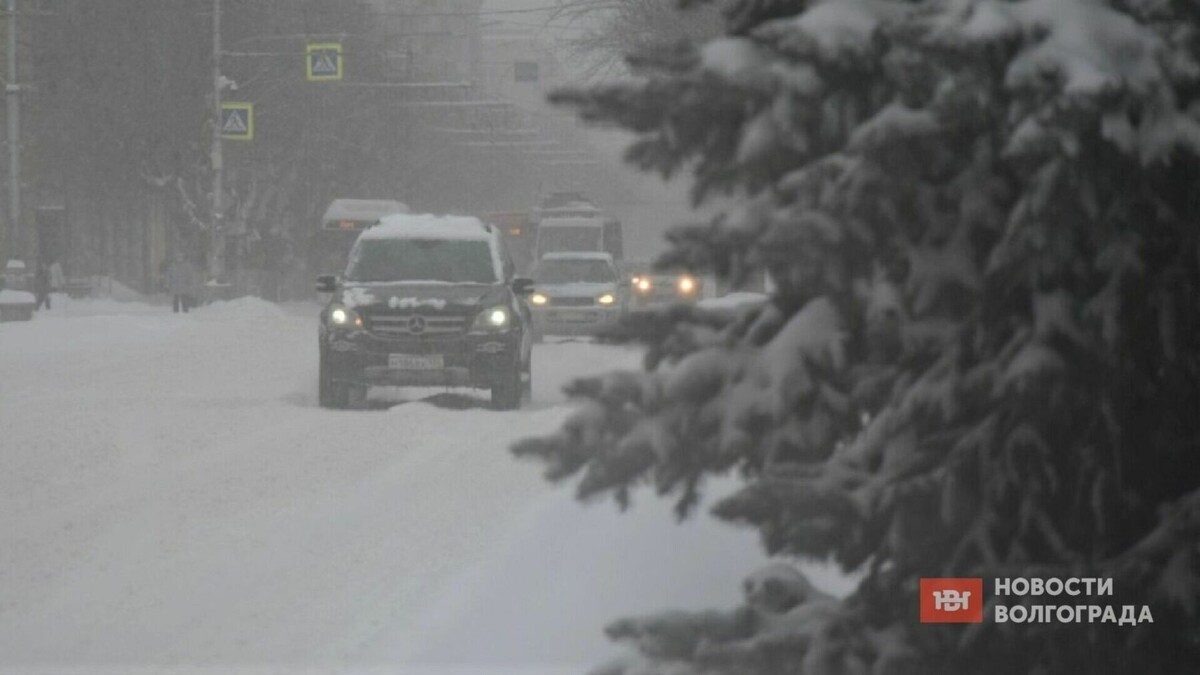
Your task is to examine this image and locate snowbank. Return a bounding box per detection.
[98,276,151,303]
[404,477,855,668]
[193,295,290,321]
[699,291,768,309]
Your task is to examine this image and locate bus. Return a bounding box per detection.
[310,199,410,276]
[480,210,535,273]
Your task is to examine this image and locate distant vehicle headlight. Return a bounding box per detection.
[597,293,616,305]
[472,305,510,332]
[530,292,548,306]
[677,275,697,295]
[635,278,652,293]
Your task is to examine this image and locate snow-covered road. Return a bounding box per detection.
[0,298,792,673]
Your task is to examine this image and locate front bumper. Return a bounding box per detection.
[532,306,621,336]
[322,326,520,388]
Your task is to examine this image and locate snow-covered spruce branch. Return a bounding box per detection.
[519,0,1200,673]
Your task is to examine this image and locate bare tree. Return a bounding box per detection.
[553,0,725,78]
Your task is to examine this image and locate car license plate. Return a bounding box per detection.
[388,354,444,370]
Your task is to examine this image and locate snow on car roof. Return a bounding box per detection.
[0,288,36,304]
[537,216,604,228]
[537,203,601,216]
[541,251,615,263]
[360,213,496,242]
[321,199,410,223]
[545,200,597,209]
[356,213,504,281]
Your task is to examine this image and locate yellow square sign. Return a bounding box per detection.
[220,102,254,141]
[307,43,343,81]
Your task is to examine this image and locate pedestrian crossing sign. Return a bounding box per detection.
[220,102,254,141]
[307,43,343,81]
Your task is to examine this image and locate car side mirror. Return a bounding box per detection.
[315,274,339,293]
[511,277,535,296]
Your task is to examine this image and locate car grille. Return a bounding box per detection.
[365,311,469,338]
[549,296,595,307]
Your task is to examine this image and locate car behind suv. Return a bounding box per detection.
[528,252,627,339]
[624,261,702,308]
[316,214,534,410]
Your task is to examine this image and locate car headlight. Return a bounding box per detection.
[635,278,652,293]
[597,293,616,305]
[472,305,510,332]
[327,305,363,328]
[530,292,548,306]
[677,275,697,295]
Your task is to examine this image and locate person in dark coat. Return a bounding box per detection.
[166,254,197,313]
[33,261,51,310]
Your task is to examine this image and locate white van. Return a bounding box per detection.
[534,216,604,260]
[534,215,623,256]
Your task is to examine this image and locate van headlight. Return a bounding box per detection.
[327,305,363,328]
[472,305,510,332]
[677,275,697,295]
[597,293,616,305]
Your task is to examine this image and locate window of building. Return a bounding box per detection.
[514,61,539,82]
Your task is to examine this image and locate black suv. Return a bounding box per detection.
[316,215,535,410]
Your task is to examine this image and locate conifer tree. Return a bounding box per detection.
[515,1,1200,672]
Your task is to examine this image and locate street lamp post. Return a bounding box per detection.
[209,0,224,283]
[6,0,20,262]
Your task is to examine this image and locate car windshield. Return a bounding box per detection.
[535,259,616,284]
[344,238,497,283]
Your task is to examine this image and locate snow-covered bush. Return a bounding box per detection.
[514,0,1200,672]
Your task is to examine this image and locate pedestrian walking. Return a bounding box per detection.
[49,260,65,293]
[33,261,51,310]
[166,254,196,313]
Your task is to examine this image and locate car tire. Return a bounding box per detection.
[319,349,349,409]
[491,361,523,411]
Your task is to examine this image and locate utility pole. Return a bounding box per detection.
[6,0,20,261]
[209,0,224,282]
